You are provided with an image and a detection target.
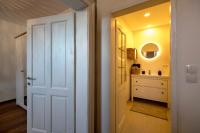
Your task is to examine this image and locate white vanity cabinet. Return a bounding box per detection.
[131,75,169,103]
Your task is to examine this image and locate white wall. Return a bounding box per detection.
[97,0,200,133]
[0,19,26,102]
[176,0,200,132]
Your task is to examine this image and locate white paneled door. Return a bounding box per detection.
[27,13,75,133]
[115,21,128,133]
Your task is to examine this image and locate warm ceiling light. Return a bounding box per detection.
[144,13,151,17]
[145,29,155,35]
[147,24,153,28]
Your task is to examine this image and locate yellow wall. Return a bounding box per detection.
[116,19,170,76]
[116,18,134,48]
[133,24,170,76]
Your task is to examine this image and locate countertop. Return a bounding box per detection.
[131,74,170,79]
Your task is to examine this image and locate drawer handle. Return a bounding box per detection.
[136,81,138,83]
[161,83,164,85]
[161,92,164,94]
[136,88,138,90]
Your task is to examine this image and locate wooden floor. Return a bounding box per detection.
[0,100,27,133]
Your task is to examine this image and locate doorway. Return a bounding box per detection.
[112,1,172,133]
[16,32,27,110]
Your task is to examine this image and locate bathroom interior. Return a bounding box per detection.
[115,1,172,132]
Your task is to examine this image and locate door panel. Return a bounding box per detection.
[51,96,67,133]
[28,23,49,133]
[32,24,46,87]
[32,94,46,131]
[27,13,75,133]
[51,21,66,88]
[50,16,74,133]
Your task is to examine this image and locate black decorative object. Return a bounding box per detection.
[158,70,162,76]
[132,63,141,68]
[142,70,145,75]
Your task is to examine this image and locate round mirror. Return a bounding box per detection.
[141,43,159,59]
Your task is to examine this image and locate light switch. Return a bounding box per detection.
[186,64,198,83]
[186,64,198,74]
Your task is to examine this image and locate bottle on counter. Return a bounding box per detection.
[148,70,151,75]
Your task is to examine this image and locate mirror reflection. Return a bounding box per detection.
[141,43,159,59]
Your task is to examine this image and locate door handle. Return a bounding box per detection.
[26,77,36,80]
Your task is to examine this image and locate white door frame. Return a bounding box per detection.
[75,4,95,133]
[100,0,177,133]
[66,3,95,133]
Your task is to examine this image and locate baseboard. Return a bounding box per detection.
[0,99,16,104]
[16,102,27,110]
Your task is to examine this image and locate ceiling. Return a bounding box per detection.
[118,2,171,31]
[0,0,68,24]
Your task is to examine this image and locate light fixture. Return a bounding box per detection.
[147,24,153,28]
[144,13,151,17]
[145,29,154,35]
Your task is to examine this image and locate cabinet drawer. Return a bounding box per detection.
[133,78,167,88]
[133,86,168,102]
